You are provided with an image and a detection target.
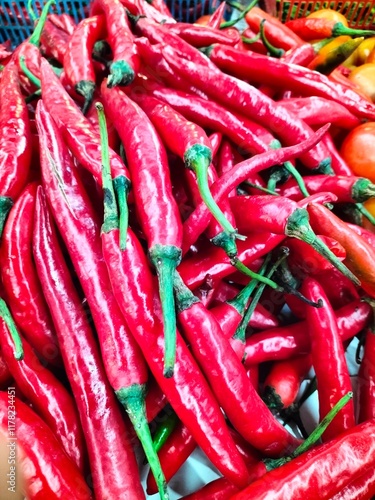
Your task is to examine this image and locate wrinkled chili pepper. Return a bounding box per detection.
[162,46,332,172]
[243,299,371,365]
[0,298,85,470]
[330,464,375,500]
[33,186,146,500]
[48,13,76,35]
[285,17,375,40]
[0,183,61,365]
[63,15,106,112]
[40,19,69,64]
[90,0,139,86]
[0,393,93,500]
[164,22,240,47]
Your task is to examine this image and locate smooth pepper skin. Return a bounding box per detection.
[0,182,62,366]
[103,227,250,489]
[0,393,92,500]
[230,420,375,500]
[33,188,145,500]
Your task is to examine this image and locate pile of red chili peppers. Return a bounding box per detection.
[2,0,375,498]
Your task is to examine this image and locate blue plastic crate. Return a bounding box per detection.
[0,0,227,46]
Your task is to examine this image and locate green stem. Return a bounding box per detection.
[29,0,55,46]
[352,179,375,203]
[185,144,244,240]
[116,385,169,500]
[226,0,245,10]
[152,409,179,454]
[241,33,261,45]
[113,176,131,251]
[107,60,135,88]
[0,196,14,238]
[220,0,257,28]
[259,19,285,57]
[285,208,361,286]
[241,181,279,196]
[0,298,23,360]
[19,55,41,88]
[333,22,375,38]
[27,0,37,21]
[283,161,310,198]
[233,259,279,290]
[149,245,181,378]
[76,81,96,115]
[356,202,375,226]
[25,89,42,104]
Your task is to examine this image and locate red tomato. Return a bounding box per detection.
[340,122,375,181]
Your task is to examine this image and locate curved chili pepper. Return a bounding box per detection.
[33,187,145,500]
[278,96,361,129]
[229,194,358,285]
[308,202,375,298]
[330,464,375,500]
[35,101,150,497]
[181,125,330,253]
[48,13,76,35]
[98,125,249,489]
[40,19,69,64]
[39,59,131,246]
[63,15,106,113]
[322,133,353,176]
[0,183,61,365]
[206,43,375,120]
[162,46,332,172]
[262,355,312,412]
[285,17,375,41]
[174,272,300,456]
[0,300,85,470]
[245,7,304,50]
[243,299,371,365]
[101,83,183,378]
[0,393,92,499]
[231,419,375,500]
[277,175,375,203]
[314,267,360,309]
[240,27,268,55]
[90,0,139,86]
[0,61,31,236]
[164,23,240,47]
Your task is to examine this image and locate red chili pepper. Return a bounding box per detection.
[90,0,139,86]
[322,133,353,176]
[0,348,11,388]
[48,13,76,35]
[229,194,358,284]
[285,17,375,41]
[231,420,375,500]
[101,84,184,377]
[277,174,375,203]
[121,0,175,23]
[39,59,131,244]
[63,15,106,112]
[0,61,31,236]
[148,0,173,17]
[205,43,375,121]
[330,465,375,500]
[33,187,145,500]
[308,202,375,298]
[181,125,330,253]
[347,223,375,247]
[0,183,61,365]
[164,22,240,47]
[145,377,168,423]
[97,113,249,489]
[174,272,300,456]
[162,46,332,172]
[240,27,269,55]
[207,1,226,29]
[0,392,92,499]
[35,101,151,497]
[313,267,360,309]
[262,355,312,412]
[0,299,85,470]
[40,19,70,64]
[245,7,304,51]
[243,299,371,365]
[278,97,361,129]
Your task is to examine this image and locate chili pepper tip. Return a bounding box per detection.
[108,61,135,88]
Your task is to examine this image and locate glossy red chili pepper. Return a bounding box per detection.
[181,477,241,500]
[33,187,145,500]
[40,19,69,64]
[277,174,375,203]
[243,299,371,365]
[245,7,304,51]
[99,173,249,489]
[313,267,360,309]
[209,131,222,158]
[36,102,151,494]
[138,82,275,154]
[164,22,240,47]
[285,17,375,40]
[0,301,85,470]
[181,125,330,253]
[101,84,183,377]
[347,223,375,247]
[308,202,375,298]
[63,15,106,112]
[206,43,375,120]
[148,0,173,17]
[262,355,312,412]
[162,46,332,172]
[0,348,11,388]
[322,133,353,176]
[121,0,175,22]
[240,27,269,55]
[207,1,226,29]
[145,378,168,423]
[48,13,76,35]
[330,465,375,500]
[278,97,361,129]
[0,183,61,365]
[174,272,300,456]
[90,0,139,86]
[231,420,375,500]
[0,393,92,499]
[39,60,131,240]
[0,61,31,235]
